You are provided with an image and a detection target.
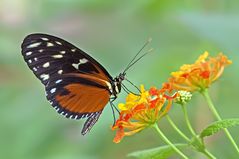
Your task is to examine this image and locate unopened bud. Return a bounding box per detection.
[175,91,192,105]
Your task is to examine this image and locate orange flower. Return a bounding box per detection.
[112,85,175,143]
[166,52,232,92]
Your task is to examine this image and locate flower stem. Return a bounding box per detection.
[152,123,189,159]
[202,149,217,159]
[201,89,239,154]
[166,115,191,142]
[181,104,197,136]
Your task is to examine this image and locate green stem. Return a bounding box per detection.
[181,104,197,136]
[202,149,217,159]
[166,115,191,142]
[201,89,239,154]
[181,103,217,158]
[152,123,189,159]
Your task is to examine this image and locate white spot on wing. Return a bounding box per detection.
[79,58,88,64]
[28,59,32,63]
[40,74,49,80]
[72,58,88,69]
[34,57,38,61]
[27,42,41,48]
[26,52,32,56]
[33,67,37,71]
[43,62,50,68]
[39,49,44,52]
[60,51,66,54]
[52,55,63,58]
[55,79,62,84]
[47,42,54,47]
[41,37,48,41]
[55,41,62,45]
[71,48,76,52]
[58,70,63,74]
[72,63,79,69]
[50,88,56,94]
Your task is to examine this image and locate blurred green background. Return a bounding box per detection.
[0,0,238,159]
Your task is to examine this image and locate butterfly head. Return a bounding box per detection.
[118,72,126,81]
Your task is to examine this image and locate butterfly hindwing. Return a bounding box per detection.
[46,73,111,118]
[21,33,114,134]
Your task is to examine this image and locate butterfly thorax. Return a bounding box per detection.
[111,72,126,97]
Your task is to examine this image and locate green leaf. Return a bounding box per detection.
[127,144,187,159]
[200,118,239,138]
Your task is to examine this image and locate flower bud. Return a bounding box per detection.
[175,90,192,105]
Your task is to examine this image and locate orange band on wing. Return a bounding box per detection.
[55,83,110,114]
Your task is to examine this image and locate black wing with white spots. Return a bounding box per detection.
[21,33,113,85]
[21,33,114,135]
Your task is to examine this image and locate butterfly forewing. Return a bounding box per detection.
[21,33,113,85]
[21,33,114,134]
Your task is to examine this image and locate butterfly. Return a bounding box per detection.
[21,33,151,135]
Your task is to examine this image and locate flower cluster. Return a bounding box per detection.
[112,52,231,143]
[165,52,232,92]
[112,85,175,143]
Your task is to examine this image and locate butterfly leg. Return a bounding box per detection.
[110,96,120,126]
[121,83,140,96]
[124,78,141,95]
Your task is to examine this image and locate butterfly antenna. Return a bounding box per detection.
[123,38,152,74]
[123,48,153,73]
